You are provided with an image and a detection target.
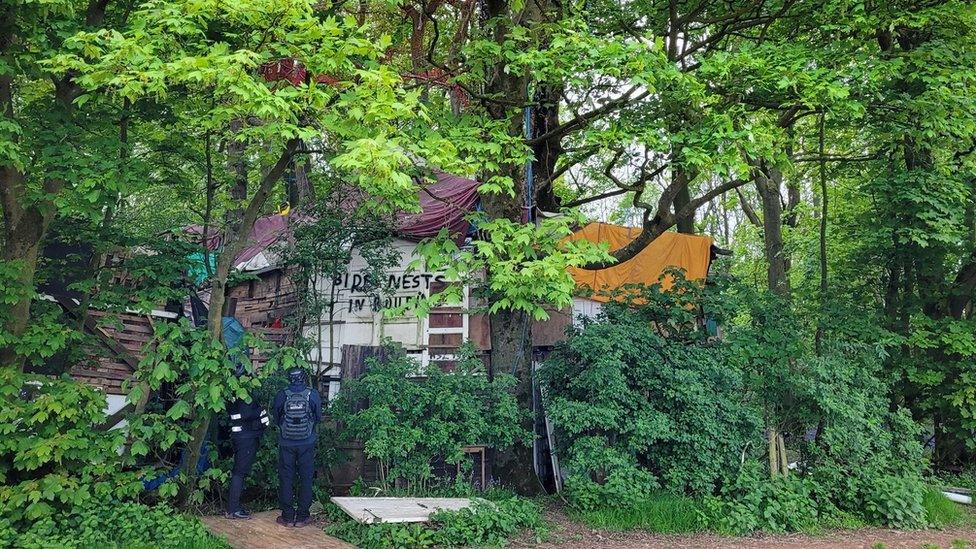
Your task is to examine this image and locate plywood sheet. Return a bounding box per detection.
[330,497,479,524]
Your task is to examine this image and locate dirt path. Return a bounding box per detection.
[514,507,976,548]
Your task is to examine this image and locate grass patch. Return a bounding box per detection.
[923,488,971,527]
[572,492,704,533]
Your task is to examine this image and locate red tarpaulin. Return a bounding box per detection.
[186,171,481,270]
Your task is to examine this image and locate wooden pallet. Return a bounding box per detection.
[200,511,354,549]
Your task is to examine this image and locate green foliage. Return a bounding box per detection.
[0,261,82,369]
[325,497,547,549]
[0,501,228,549]
[571,492,705,533]
[701,461,824,535]
[859,475,927,529]
[560,462,657,513]
[430,498,549,547]
[0,368,142,524]
[135,318,262,413]
[540,277,762,507]
[126,318,267,504]
[276,187,403,382]
[803,402,926,526]
[546,279,931,532]
[333,343,529,491]
[327,520,438,549]
[932,468,976,494]
[702,454,927,534]
[414,213,612,320]
[719,287,930,531]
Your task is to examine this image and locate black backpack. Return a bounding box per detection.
[281,388,313,440]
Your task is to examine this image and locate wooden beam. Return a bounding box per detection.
[95,402,134,431]
[53,295,141,372]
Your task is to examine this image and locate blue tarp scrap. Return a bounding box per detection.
[141,442,210,491]
[186,251,218,286]
[222,316,251,376]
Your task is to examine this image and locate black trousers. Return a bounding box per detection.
[228,436,260,513]
[278,443,315,521]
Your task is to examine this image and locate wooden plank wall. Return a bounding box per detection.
[226,269,300,330]
[226,268,301,367]
[70,310,155,395]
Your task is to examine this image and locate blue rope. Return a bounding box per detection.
[524,103,534,222]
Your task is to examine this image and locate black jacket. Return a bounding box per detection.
[228,398,268,439]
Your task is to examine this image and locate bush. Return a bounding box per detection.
[861,475,927,529]
[0,501,228,549]
[702,461,823,535]
[571,492,705,533]
[542,277,931,533]
[539,278,762,505]
[0,369,227,548]
[332,343,529,492]
[791,355,928,529]
[0,368,142,524]
[561,460,658,511]
[325,497,547,548]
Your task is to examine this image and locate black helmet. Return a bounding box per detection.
[287,367,308,385]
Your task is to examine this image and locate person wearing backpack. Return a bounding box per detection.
[272,366,323,528]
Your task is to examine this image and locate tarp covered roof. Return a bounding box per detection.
[186,171,481,272]
[566,222,712,302]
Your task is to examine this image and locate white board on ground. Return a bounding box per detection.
[330,497,482,524]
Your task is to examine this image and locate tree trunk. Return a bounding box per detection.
[532,83,564,212]
[815,114,828,355]
[777,433,789,476]
[673,172,694,234]
[487,308,539,494]
[480,0,544,494]
[768,428,778,477]
[0,0,111,369]
[755,164,790,296]
[0,201,49,368]
[0,49,66,368]
[179,139,299,503]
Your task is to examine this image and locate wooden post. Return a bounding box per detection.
[777,433,789,476]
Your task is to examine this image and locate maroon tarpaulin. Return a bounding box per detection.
[186,171,481,269]
[396,171,480,241]
[185,214,294,268]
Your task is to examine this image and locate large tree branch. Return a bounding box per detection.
[561,187,630,209]
[223,138,301,261]
[579,176,752,269]
[736,187,761,227]
[527,86,648,145]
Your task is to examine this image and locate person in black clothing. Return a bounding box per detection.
[272,367,323,528]
[225,396,269,519]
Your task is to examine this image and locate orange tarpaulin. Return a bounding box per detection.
[566,222,713,302]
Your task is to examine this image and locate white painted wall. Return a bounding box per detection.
[302,239,453,369]
[571,297,604,324]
